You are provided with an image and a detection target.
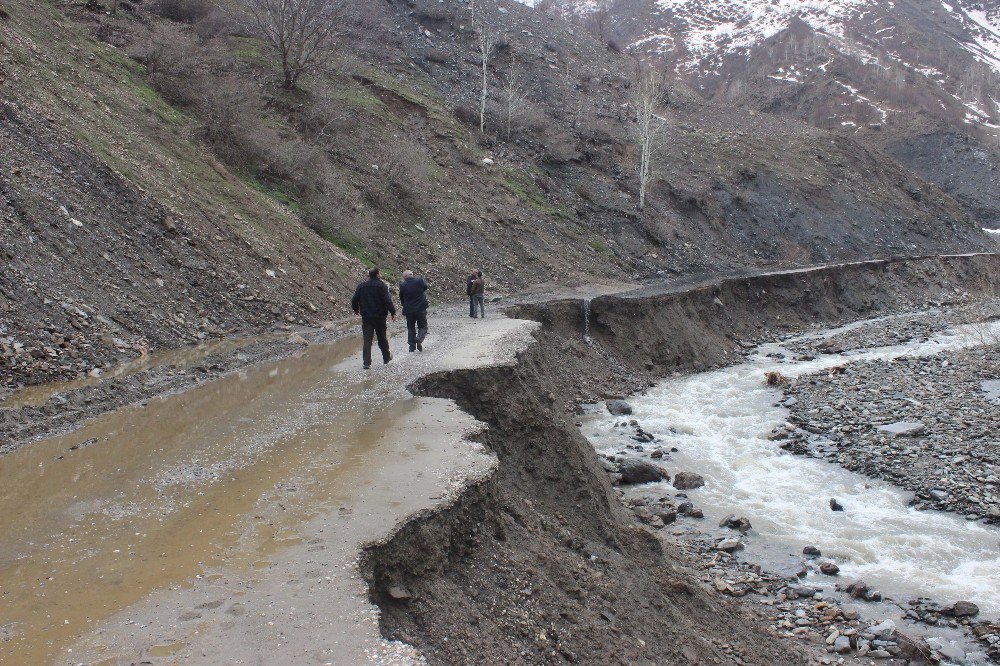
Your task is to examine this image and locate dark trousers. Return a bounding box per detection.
[469,294,485,318]
[361,316,390,367]
[405,310,428,350]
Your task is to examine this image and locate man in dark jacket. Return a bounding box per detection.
[351,267,396,369]
[469,269,485,318]
[466,270,477,318]
[399,270,429,352]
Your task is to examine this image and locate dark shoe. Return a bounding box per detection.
[383,353,393,364]
[409,346,415,352]
[416,342,422,351]
[363,364,371,370]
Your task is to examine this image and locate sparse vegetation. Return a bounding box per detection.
[630,64,668,211]
[238,0,345,89]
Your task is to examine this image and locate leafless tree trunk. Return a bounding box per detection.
[470,0,476,30]
[239,0,343,89]
[504,59,527,141]
[478,27,496,134]
[630,65,667,211]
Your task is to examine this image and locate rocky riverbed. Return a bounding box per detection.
[594,417,1000,665]
[776,305,1000,523]
[583,298,1000,664]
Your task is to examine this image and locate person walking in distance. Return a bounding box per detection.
[398,269,429,352]
[466,269,477,318]
[470,269,485,318]
[351,267,396,369]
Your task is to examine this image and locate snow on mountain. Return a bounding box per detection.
[634,0,866,64]
[625,0,1000,77]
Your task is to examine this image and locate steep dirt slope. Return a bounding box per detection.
[0,1,360,391]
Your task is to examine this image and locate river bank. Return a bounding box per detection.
[778,302,1000,522]
[580,303,1000,664]
[364,254,1000,664]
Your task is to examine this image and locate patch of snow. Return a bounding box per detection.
[955,7,1000,73]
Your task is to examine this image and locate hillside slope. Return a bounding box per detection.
[0,0,360,389]
[1,0,994,393]
[544,0,1000,226]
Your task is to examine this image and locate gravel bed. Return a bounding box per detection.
[778,346,1000,523]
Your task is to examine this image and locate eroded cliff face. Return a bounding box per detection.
[362,253,1000,665]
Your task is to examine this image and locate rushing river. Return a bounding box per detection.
[583,319,1000,616]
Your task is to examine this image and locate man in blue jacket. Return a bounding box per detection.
[351,267,396,369]
[398,270,429,352]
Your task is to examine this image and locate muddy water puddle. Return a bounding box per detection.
[0,335,415,664]
[0,335,276,410]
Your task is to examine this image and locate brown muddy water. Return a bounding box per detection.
[0,335,414,664]
[0,335,278,410]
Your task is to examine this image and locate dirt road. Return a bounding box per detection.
[0,309,537,665]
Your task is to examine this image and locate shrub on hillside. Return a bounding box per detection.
[152,0,213,23]
[454,104,479,127]
[363,138,431,209]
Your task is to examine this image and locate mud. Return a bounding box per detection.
[363,253,1000,665]
[0,308,538,665]
[2,255,998,665]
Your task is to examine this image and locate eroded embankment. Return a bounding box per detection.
[361,254,1000,665]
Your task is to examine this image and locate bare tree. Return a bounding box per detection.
[239,0,343,89]
[503,59,528,141]
[478,26,497,134]
[630,65,668,211]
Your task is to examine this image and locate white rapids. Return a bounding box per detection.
[584,318,1000,616]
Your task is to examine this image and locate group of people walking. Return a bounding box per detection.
[350,267,486,369]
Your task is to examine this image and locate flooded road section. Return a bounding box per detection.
[583,319,1000,617]
[0,334,272,409]
[0,313,537,665]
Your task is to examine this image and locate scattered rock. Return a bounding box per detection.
[876,421,927,437]
[715,537,742,553]
[387,586,412,602]
[819,562,840,576]
[605,399,633,416]
[802,545,821,558]
[943,600,979,618]
[765,371,788,386]
[829,498,844,512]
[618,458,664,485]
[719,514,752,534]
[673,471,705,490]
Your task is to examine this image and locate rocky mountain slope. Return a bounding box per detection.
[1,0,994,393]
[543,0,1000,226]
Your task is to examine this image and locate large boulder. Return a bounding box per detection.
[673,471,705,490]
[618,459,664,485]
[606,399,633,416]
[876,421,927,437]
[943,601,979,617]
